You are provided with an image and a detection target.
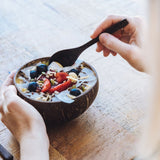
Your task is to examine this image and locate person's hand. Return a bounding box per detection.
[91,15,147,72]
[0,71,49,160]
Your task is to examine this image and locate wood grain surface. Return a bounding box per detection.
[0,0,148,159]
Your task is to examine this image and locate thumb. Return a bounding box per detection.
[3,85,17,111]
[4,85,17,98]
[99,33,134,60]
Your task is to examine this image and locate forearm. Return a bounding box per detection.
[20,133,49,160]
[0,72,50,160]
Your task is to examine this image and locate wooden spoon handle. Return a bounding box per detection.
[0,144,13,160]
[80,19,129,51]
[101,18,129,37]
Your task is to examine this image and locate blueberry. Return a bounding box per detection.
[37,64,47,74]
[68,69,79,75]
[70,88,81,96]
[28,82,38,92]
[30,70,38,79]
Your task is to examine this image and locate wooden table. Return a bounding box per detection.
[0,0,149,159]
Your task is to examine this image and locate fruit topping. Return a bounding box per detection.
[56,72,68,83]
[30,70,38,79]
[70,88,81,96]
[67,72,78,83]
[49,79,72,93]
[17,60,96,103]
[28,82,38,92]
[41,79,51,92]
[37,64,47,74]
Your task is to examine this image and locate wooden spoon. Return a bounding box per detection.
[49,19,129,67]
[0,144,14,160]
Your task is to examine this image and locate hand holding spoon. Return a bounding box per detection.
[49,19,129,67]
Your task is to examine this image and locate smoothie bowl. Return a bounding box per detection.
[14,57,99,125]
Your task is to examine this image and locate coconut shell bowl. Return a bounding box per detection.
[14,57,99,125]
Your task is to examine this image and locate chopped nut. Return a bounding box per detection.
[37,80,44,84]
[21,88,28,93]
[54,91,59,95]
[80,64,84,69]
[16,78,24,84]
[37,74,42,80]
[50,79,55,85]
[53,72,56,77]
[30,79,35,82]
[47,71,53,76]
[46,95,51,101]
[49,73,53,77]
[42,97,47,101]
[51,93,55,97]
[41,60,49,66]
[67,76,78,83]
[54,81,58,85]
[19,71,29,80]
[30,66,37,71]
[81,85,86,91]
[67,94,76,99]
[36,97,42,100]
[69,72,78,79]
[67,72,78,83]
[71,85,76,89]
[85,84,91,90]
[79,75,89,80]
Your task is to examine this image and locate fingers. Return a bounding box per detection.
[90,15,140,40]
[91,15,143,61]
[103,48,110,57]
[96,42,104,52]
[97,42,117,57]
[91,15,126,39]
[97,41,118,57]
[2,70,17,87]
[99,33,133,60]
[3,85,17,103]
[91,15,131,58]
[0,85,17,114]
[0,71,17,115]
[111,51,117,56]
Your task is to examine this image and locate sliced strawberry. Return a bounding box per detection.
[41,79,51,92]
[56,72,68,83]
[49,79,72,93]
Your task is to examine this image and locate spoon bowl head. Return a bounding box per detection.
[49,47,82,67]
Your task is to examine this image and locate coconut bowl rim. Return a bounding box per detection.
[13,57,99,104]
